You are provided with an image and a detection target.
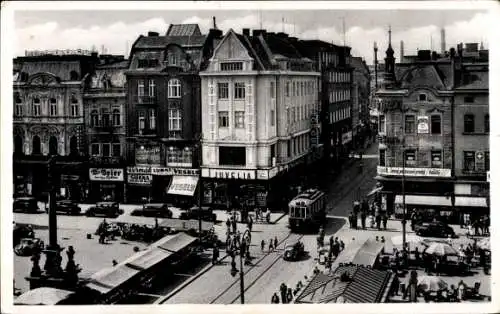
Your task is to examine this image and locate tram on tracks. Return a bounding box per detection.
[288,188,327,232]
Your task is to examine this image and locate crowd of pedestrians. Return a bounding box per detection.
[348,199,388,231]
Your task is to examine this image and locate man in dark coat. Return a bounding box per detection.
[360,210,367,229]
[280,283,288,303]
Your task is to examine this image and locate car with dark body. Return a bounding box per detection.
[179,206,217,222]
[55,200,81,215]
[13,224,35,247]
[283,241,306,261]
[131,203,173,218]
[14,238,44,256]
[85,202,121,218]
[13,197,39,213]
[414,221,456,238]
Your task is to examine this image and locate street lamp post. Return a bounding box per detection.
[400,124,407,247]
[230,229,250,304]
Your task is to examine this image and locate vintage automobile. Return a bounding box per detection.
[55,200,81,215]
[13,197,39,214]
[283,241,306,261]
[131,203,173,218]
[13,224,35,247]
[14,238,44,256]
[179,206,217,222]
[85,202,121,218]
[415,221,456,238]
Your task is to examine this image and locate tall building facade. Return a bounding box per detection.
[200,29,320,211]
[375,34,489,223]
[13,50,97,200]
[83,55,129,202]
[124,25,222,204]
[351,56,371,147]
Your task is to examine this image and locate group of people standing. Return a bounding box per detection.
[271,282,303,303]
[348,199,388,231]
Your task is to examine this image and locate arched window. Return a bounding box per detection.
[14,93,23,116]
[112,109,121,126]
[32,135,41,155]
[49,98,57,116]
[70,71,80,81]
[168,79,181,98]
[49,136,58,155]
[464,114,475,133]
[14,135,23,155]
[91,109,99,127]
[101,108,110,127]
[32,97,41,116]
[70,136,78,156]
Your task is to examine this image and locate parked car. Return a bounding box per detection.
[179,206,217,222]
[14,238,44,256]
[283,241,305,261]
[85,202,121,218]
[13,224,35,247]
[414,221,456,238]
[13,197,39,213]
[55,200,81,215]
[131,203,173,218]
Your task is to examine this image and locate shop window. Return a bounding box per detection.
[112,143,121,157]
[431,115,441,134]
[405,115,416,134]
[219,146,246,166]
[49,136,58,156]
[112,109,121,126]
[404,150,416,166]
[32,135,41,155]
[218,111,229,128]
[464,114,475,133]
[379,149,386,167]
[218,83,229,99]
[166,146,193,167]
[234,82,245,99]
[91,143,100,156]
[463,151,475,171]
[168,79,181,98]
[431,150,442,167]
[235,111,245,128]
[484,114,489,133]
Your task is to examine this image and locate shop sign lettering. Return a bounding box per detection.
[89,168,124,181]
[127,167,199,176]
[170,183,197,192]
[377,166,451,177]
[128,174,152,185]
[209,169,256,180]
[342,131,352,145]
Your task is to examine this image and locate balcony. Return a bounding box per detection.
[133,95,156,104]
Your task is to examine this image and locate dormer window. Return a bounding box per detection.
[169,53,178,66]
[419,93,427,101]
[138,59,158,68]
[220,62,243,71]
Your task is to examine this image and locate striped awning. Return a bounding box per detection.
[455,196,488,208]
[394,195,452,207]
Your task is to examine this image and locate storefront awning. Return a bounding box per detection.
[394,195,452,207]
[455,197,488,208]
[167,176,199,196]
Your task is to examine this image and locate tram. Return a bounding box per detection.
[288,188,327,232]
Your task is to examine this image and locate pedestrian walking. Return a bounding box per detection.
[269,238,274,252]
[286,288,294,303]
[247,216,253,232]
[261,239,265,252]
[361,211,366,229]
[271,292,280,304]
[226,218,231,233]
[274,236,278,250]
[382,213,388,230]
[376,214,381,230]
[340,240,345,251]
[280,283,288,303]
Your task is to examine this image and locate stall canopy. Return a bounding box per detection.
[86,263,140,294]
[167,176,199,196]
[159,218,214,232]
[125,247,172,270]
[15,288,75,305]
[394,195,452,207]
[157,232,197,253]
[351,240,385,267]
[454,196,488,208]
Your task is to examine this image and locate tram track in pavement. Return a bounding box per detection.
[209,233,304,304]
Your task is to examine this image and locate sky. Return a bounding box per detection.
[12,3,495,65]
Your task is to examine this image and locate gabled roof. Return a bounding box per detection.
[262,33,303,60]
[166,24,202,36]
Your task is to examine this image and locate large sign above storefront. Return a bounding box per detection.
[204,168,256,180]
[167,176,199,196]
[135,144,161,166]
[128,174,153,185]
[89,168,124,181]
[341,131,352,145]
[127,167,199,176]
[377,166,451,177]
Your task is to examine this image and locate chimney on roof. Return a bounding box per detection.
[242,28,250,36]
[252,29,266,37]
[465,43,478,53]
[213,17,217,29]
[400,40,404,62]
[440,28,446,54]
[148,31,159,37]
[417,50,431,61]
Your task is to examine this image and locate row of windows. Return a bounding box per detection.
[218,111,245,128]
[320,52,340,67]
[287,134,310,157]
[329,107,350,123]
[217,82,246,100]
[328,89,350,103]
[14,135,79,156]
[15,96,79,117]
[463,151,490,172]
[378,114,489,134]
[284,81,315,98]
[90,108,121,127]
[137,108,182,132]
[91,143,121,157]
[326,71,350,83]
[220,62,243,71]
[289,103,314,124]
[137,79,182,98]
[166,146,193,166]
[137,59,159,69]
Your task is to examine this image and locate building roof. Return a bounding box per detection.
[398,64,447,90]
[295,265,394,303]
[455,70,488,90]
[166,24,202,36]
[133,35,207,50]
